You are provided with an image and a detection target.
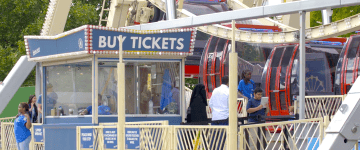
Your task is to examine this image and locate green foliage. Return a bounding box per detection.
[310,11,322,27]
[310,6,360,37]
[0,0,102,87]
[185,78,198,90]
[65,0,100,31]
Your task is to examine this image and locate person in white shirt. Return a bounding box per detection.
[209,76,229,150]
[209,76,229,125]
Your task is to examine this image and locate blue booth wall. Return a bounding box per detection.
[43,116,181,150]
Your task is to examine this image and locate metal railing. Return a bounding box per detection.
[77,124,229,150]
[0,117,15,150]
[304,95,345,119]
[100,120,169,126]
[207,98,247,119]
[1,122,44,150]
[174,125,229,150]
[238,118,324,150]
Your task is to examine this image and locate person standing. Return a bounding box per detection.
[14,102,32,150]
[187,84,208,124]
[209,76,229,150]
[28,95,38,123]
[209,76,229,125]
[36,94,42,123]
[238,70,256,100]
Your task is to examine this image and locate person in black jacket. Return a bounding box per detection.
[187,84,208,124]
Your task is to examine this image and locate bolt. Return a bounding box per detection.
[351,126,357,133]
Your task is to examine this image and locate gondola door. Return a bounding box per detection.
[341,36,360,94]
[266,45,297,116]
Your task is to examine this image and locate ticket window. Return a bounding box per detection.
[98,60,181,115]
[44,62,92,117]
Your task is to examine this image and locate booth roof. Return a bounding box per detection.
[24,25,197,61]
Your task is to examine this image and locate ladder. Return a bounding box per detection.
[99,0,111,26]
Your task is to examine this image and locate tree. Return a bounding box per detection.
[310,6,360,37]
[0,0,102,86]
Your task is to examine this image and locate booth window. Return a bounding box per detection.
[98,60,181,115]
[45,62,92,116]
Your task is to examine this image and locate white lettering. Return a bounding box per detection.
[130,37,138,48]
[162,38,169,49]
[108,36,117,48]
[138,37,142,48]
[142,37,151,49]
[169,38,176,49]
[33,47,40,56]
[176,38,184,50]
[99,36,106,48]
[152,37,161,49]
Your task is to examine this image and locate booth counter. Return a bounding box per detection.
[24,25,196,150]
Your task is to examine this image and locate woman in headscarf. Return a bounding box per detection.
[187,84,208,124]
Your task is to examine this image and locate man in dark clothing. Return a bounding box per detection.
[246,87,268,150]
[246,87,268,123]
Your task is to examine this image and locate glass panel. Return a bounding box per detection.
[208,36,219,53]
[215,75,220,88]
[281,46,295,67]
[279,67,287,90]
[207,37,219,74]
[345,41,358,84]
[207,76,213,93]
[270,68,277,90]
[280,92,286,110]
[97,61,181,115]
[270,93,277,110]
[45,62,92,116]
[98,63,118,115]
[346,58,355,84]
[271,47,284,67]
[131,61,180,115]
[215,39,226,73]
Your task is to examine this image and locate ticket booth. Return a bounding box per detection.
[24,25,196,150]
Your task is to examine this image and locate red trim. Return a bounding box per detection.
[341,36,353,94]
[285,44,299,115]
[185,65,199,75]
[265,46,277,116]
[352,43,360,83]
[222,24,283,32]
[203,36,213,98]
[221,40,229,77]
[211,39,220,90]
[318,37,347,44]
[274,47,287,116]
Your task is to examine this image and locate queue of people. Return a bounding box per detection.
[186,70,269,125]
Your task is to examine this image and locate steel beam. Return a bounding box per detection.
[299,11,306,119]
[125,0,360,30]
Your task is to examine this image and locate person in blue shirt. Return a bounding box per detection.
[37,84,58,122]
[14,102,32,150]
[246,87,268,123]
[80,94,111,115]
[238,70,256,100]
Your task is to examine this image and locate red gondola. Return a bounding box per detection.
[200,28,345,115]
